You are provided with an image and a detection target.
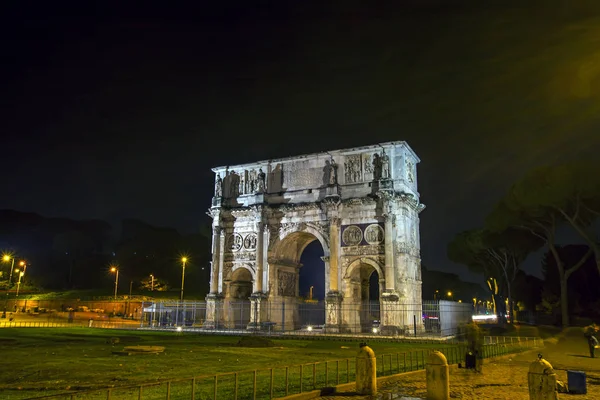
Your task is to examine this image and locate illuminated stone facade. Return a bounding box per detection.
[204,142,425,333]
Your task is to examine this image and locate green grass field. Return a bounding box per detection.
[0,328,460,399]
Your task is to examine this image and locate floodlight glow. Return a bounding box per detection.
[307,326,313,331]
[372,327,379,334]
[472,315,498,321]
[176,326,183,332]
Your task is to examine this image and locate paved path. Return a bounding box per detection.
[319,335,600,399]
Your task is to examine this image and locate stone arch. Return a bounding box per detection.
[343,257,385,333]
[227,266,253,300]
[344,257,385,282]
[270,224,330,262]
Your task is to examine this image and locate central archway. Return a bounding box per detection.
[268,229,329,330]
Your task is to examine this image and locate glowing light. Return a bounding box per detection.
[2,255,10,262]
[176,326,183,332]
[181,257,188,263]
[110,267,117,273]
[307,326,313,331]
[372,327,379,334]
[19,261,25,266]
[472,315,498,321]
[447,291,452,297]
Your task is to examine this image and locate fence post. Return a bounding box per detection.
[346,359,350,382]
[214,375,217,400]
[235,372,239,400]
[285,367,289,396]
[270,368,274,399]
[190,378,195,400]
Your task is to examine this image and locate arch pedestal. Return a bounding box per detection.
[205,142,425,334]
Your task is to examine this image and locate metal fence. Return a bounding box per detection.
[26,336,541,400]
[140,299,473,337]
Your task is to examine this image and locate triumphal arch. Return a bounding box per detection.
[204,141,425,333]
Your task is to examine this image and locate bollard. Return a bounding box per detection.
[356,342,377,395]
[528,356,558,400]
[426,351,449,400]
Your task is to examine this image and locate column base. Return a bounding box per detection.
[247,292,269,330]
[325,291,343,333]
[203,293,224,329]
[380,291,401,335]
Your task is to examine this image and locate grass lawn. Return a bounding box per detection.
[0,328,459,399]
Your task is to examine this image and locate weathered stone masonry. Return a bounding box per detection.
[205,141,425,333]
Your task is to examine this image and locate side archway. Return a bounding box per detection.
[343,257,385,333]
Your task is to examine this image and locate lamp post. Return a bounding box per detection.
[15,261,26,297]
[309,286,314,301]
[447,291,453,300]
[180,257,187,302]
[150,274,154,291]
[2,255,16,318]
[110,267,119,300]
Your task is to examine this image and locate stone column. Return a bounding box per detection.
[247,292,268,330]
[328,218,340,292]
[203,293,224,329]
[325,290,342,333]
[383,213,395,291]
[217,229,225,293]
[254,222,264,293]
[209,226,221,294]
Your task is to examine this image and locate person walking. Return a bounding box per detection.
[588,334,598,358]
[585,323,599,358]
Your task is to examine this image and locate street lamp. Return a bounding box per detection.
[309,285,314,301]
[15,261,26,297]
[110,267,119,300]
[447,291,453,299]
[2,255,17,318]
[150,274,154,291]
[180,257,187,302]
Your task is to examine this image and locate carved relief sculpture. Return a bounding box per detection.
[214,173,222,197]
[231,234,243,252]
[258,168,266,193]
[363,153,374,181]
[244,233,258,250]
[406,160,414,183]
[381,150,390,180]
[364,224,384,245]
[329,159,338,185]
[344,155,362,183]
[342,225,363,246]
[248,169,257,193]
[278,270,296,296]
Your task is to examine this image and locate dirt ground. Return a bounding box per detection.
[320,334,600,399]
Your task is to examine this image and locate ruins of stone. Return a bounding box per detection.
[204,141,425,333]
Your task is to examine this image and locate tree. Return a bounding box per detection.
[532,162,600,276]
[542,245,600,322]
[482,229,543,323]
[486,171,594,327]
[448,230,506,321]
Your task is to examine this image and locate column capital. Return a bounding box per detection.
[320,256,330,263]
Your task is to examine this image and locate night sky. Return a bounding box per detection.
[3,1,600,286]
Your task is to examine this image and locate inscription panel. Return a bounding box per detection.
[283,161,323,189]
